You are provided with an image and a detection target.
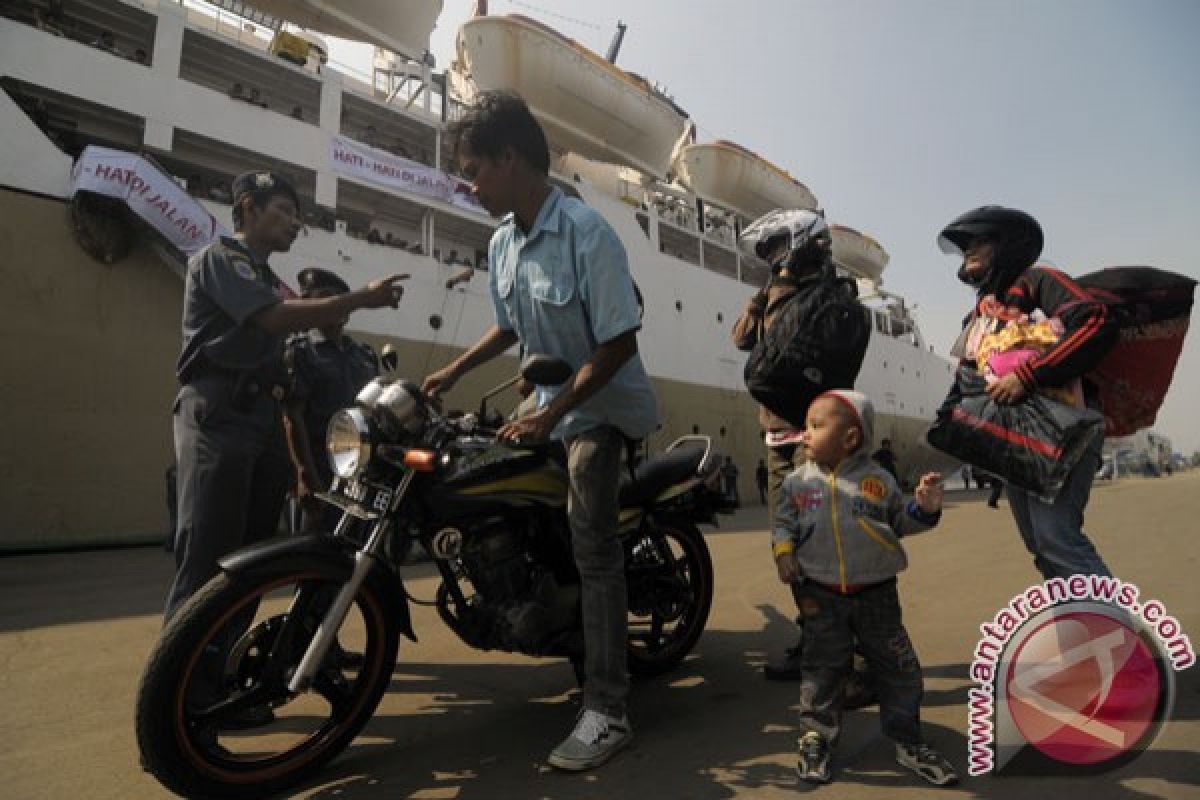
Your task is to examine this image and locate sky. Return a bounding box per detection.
[335,0,1200,454]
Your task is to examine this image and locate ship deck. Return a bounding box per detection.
[1,474,1196,799]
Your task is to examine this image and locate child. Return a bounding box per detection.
[773,389,957,786]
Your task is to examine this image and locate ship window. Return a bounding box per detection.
[874,311,889,334]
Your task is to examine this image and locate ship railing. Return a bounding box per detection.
[174,0,275,53]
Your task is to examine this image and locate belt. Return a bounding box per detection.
[809,577,893,596]
[188,364,286,403]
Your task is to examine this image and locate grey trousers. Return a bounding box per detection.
[565,425,628,717]
[796,580,924,746]
[165,378,291,622]
[765,441,803,523]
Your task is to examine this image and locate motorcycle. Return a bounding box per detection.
[136,355,726,798]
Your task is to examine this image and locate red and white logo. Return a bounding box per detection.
[1005,610,1163,766]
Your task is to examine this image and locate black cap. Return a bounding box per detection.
[231,171,299,208]
[298,267,350,296]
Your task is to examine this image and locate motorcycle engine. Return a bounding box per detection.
[453,516,578,654]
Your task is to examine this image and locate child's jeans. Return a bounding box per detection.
[795,578,924,745]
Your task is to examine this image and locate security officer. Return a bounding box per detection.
[166,170,408,622]
[283,267,382,532]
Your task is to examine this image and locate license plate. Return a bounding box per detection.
[341,480,392,512]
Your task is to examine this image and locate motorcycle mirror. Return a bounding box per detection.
[380,344,399,372]
[520,354,572,387]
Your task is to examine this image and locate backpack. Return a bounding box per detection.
[1072,267,1195,436]
[743,266,872,428]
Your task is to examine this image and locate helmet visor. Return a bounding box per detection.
[937,230,975,256]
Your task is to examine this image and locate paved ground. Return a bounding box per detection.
[1,474,1197,799]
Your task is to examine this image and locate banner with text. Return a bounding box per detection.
[69,146,223,256]
[329,135,486,216]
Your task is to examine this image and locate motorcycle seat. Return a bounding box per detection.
[618,441,707,508]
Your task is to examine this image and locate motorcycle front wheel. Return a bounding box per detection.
[136,563,399,799]
[625,517,714,676]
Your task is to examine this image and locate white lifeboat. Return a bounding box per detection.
[674,140,816,220]
[241,0,441,61]
[455,15,690,179]
[831,224,889,284]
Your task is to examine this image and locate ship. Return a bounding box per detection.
[0,1,955,550]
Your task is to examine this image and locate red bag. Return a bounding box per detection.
[1072,267,1196,436]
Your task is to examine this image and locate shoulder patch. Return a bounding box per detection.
[230,257,258,281]
[859,476,888,504]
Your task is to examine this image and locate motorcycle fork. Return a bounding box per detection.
[287,470,415,693]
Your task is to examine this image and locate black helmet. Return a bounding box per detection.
[938,206,1043,293]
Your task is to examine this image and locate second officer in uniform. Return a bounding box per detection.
[283,266,383,532]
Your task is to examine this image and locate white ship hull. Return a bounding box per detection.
[0,4,957,550]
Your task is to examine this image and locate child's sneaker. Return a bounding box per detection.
[796,731,832,784]
[547,709,632,771]
[896,742,958,786]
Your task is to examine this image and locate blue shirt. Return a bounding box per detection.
[488,187,658,440]
[177,235,287,382]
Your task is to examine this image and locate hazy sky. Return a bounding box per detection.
[348,0,1200,453]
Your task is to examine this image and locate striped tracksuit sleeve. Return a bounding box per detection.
[1003,267,1119,389]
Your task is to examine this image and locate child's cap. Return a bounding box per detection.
[815,389,875,452]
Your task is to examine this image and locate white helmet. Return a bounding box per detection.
[738,208,831,269]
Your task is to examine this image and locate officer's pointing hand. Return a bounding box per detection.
[361,274,410,309]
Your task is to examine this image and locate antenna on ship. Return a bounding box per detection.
[606,20,627,64]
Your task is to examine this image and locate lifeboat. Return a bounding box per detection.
[674,140,816,220]
[831,224,889,284]
[455,15,690,179]
[241,0,441,61]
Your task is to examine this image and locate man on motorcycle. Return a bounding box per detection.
[422,90,658,772]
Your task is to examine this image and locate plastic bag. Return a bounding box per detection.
[926,368,1104,502]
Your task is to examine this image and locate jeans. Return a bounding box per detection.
[1006,435,1110,580]
[796,580,924,745]
[566,425,628,717]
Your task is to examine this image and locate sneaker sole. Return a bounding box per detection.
[895,755,958,786]
[546,734,632,772]
[795,766,832,785]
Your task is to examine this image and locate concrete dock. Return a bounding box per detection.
[1,474,1197,799]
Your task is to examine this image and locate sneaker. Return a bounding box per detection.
[896,742,958,786]
[547,709,632,771]
[796,731,832,784]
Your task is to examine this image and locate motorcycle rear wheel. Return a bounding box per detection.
[625,518,714,676]
[136,564,399,799]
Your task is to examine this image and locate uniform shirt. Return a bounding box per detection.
[286,330,380,486]
[488,186,658,441]
[177,235,288,383]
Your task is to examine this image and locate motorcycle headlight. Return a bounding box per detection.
[327,408,373,479]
